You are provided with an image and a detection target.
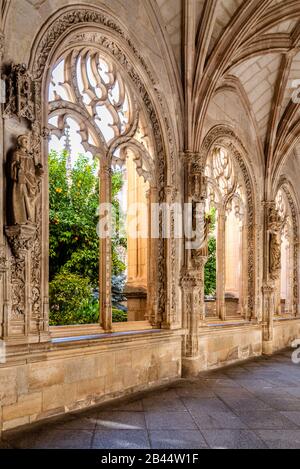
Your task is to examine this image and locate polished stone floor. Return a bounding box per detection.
[2,349,300,449]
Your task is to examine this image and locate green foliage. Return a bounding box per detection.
[204,208,217,296]
[49,150,100,286]
[49,272,98,326]
[49,151,128,325]
[111,169,127,276]
[112,308,127,323]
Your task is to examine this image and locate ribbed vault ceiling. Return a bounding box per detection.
[156,0,300,184]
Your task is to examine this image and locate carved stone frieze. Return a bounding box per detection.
[3,64,35,121]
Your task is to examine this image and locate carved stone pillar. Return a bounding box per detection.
[181,152,207,376]
[241,223,248,319]
[2,64,50,347]
[162,185,180,329]
[216,211,226,320]
[295,240,300,318]
[0,247,8,340]
[99,162,112,332]
[262,202,283,355]
[5,225,40,343]
[262,282,275,354]
[148,186,159,327]
[0,32,5,340]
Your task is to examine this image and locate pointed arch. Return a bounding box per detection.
[197,125,258,319]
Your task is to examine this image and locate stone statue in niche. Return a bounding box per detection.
[10,134,43,225]
[270,233,281,280]
[268,206,283,281]
[192,214,211,267]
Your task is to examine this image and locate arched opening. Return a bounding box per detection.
[46,47,156,327]
[275,188,296,316]
[204,146,248,320]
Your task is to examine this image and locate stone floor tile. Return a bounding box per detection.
[222,397,273,413]
[238,410,298,430]
[266,398,300,412]
[145,412,197,430]
[92,430,150,449]
[256,430,300,449]
[142,396,187,412]
[281,411,300,427]
[182,397,230,414]
[8,429,94,449]
[192,411,247,430]
[202,430,267,449]
[96,411,146,430]
[149,430,208,449]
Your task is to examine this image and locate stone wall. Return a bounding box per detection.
[198,324,263,371]
[0,331,182,433]
[1,321,300,434]
[273,319,300,352]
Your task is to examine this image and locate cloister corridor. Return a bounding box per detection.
[1,350,300,450]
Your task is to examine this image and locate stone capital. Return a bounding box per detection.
[5,224,37,258]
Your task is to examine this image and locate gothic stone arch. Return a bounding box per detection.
[5,5,180,342]
[198,125,258,319]
[277,177,300,317]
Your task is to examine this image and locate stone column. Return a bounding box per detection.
[262,202,283,355]
[0,32,5,341]
[262,282,275,354]
[294,240,300,317]
[240,222,248,319]
[181,152,207,376]
[5,225,37,343]
[148,186,159,326]
[216,211,226,320]
[99,162,112,332]
[162,185,180,329]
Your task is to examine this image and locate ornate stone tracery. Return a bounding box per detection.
[199,126,257,319]
[274,180,299,316]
